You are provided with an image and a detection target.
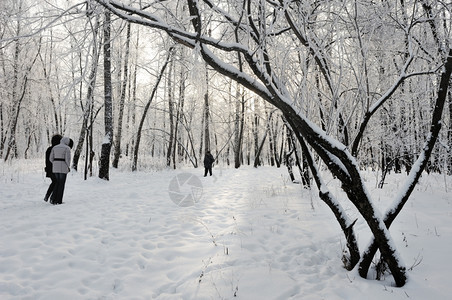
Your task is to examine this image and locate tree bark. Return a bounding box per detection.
[166,58,174,167]
[172,66,185,169]
[203,65,211,155]
[99,10,113,180]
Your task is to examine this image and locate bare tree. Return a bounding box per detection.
[132,47,174,171]
[420,0,452,175]
[3,0,42,161]
[96,0,451,286]
[72,12,101,172]
[112,22,131,168]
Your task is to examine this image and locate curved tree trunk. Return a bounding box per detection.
[132,47,173,171]
[359,49,452,278]
[95,0,451,287]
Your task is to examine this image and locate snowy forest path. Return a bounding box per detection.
[2,164,447,299]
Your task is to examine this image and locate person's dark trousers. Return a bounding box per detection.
[52,173,67,204]
[44,173,57,202]
[204,167,212,176]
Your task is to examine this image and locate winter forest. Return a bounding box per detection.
[1,0,452,293]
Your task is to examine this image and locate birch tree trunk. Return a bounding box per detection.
[233,36,245,169]
[252,100,260,166]
[166,58,174,167]
[171,68,184,169]
[234,84,245,169]
[203,65,211,155]
[99,9,113,180]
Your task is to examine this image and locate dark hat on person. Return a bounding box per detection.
[51,134,63,146]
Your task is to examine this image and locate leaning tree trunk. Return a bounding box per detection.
[196,34,408,287]
[448,90,452,175]
[254,110,275,168]
[198,2,407,285]
[358,49,452,278]
[288,120,361,270]
[421,0,452,175]
[95,0,446,287]
[132,47,173,171]
[267,113,276,166]
[99,10,113,180]
[283,117,310,188]
[253,118,268,168]
[270,116,281,167]
[283,122,296,183]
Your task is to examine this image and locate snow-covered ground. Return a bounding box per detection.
[0,159,451,299]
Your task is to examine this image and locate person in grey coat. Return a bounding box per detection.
[49,137,71,205]
[44,134,62,202]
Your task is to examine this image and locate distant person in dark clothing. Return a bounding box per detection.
[44,134,62,202]
[203,150,215,177]
[50,137,72,205]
